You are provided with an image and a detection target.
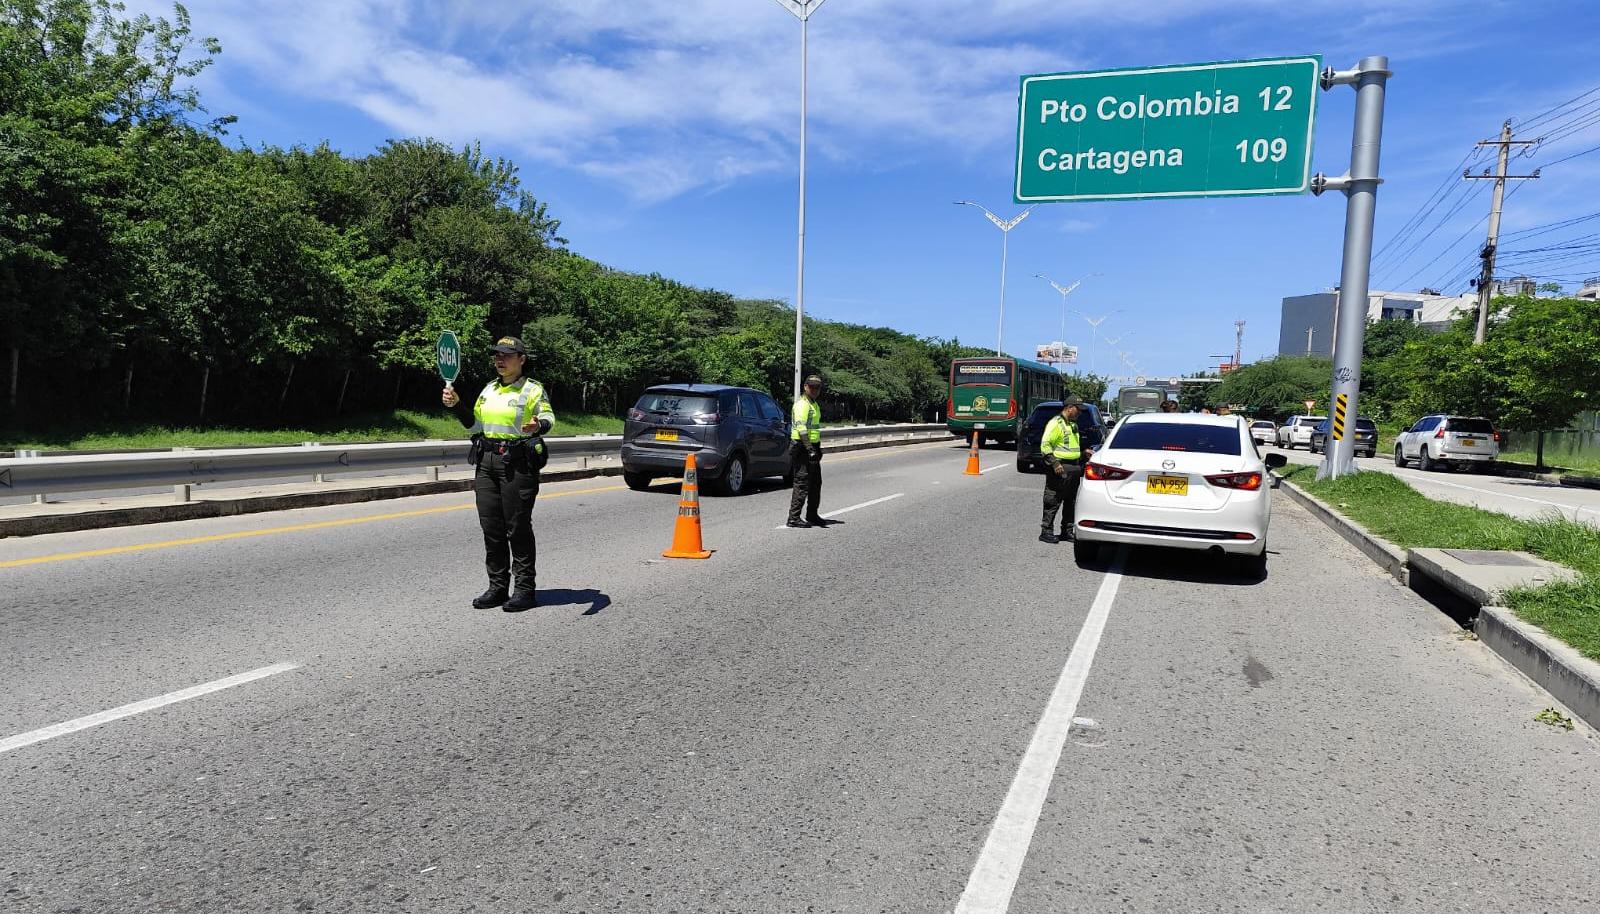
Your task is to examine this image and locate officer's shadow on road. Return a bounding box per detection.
[504,588,612,616]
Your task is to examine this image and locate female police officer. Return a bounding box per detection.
[442,335,555,610]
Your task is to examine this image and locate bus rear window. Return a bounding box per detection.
[1108,422,1242,456]
[953,362,1013,386]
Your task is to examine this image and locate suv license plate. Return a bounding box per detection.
[1461,438,1476,446]
[655,429,679,442]
[1146,474,1188,496]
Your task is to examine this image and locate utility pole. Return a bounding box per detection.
[1233,319,1246,368]
[1465,121,1539,345]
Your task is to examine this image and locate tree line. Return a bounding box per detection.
[1199,294,1600,434]
[1,1,995,433]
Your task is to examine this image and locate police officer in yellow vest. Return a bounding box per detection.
[786,375,828,528]
[442,336,555,610]
[1040,397,1084,544]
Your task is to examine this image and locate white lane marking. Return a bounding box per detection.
[774,493,904,528]
[1403,474,1583,514]
[0,663,299,755]
[979,464,1008,474]
[956,549,1127,913]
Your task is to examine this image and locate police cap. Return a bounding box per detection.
[492,336,526,355]
[804,375,823,387]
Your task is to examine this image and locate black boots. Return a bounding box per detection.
[504,590,538,612]
[472,588,509,609]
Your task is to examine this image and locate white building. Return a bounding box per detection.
[1577,277,1600,301]
[1276,289,1477,357]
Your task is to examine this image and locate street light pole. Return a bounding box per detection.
[1070,309,1120,377]
[956,201,1034,356]
[1036,272,1097,368]
[773,0,829,400]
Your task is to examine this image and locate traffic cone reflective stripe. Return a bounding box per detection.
[964,432,982,476]
[663,453,713,559]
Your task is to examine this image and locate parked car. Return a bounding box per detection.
[1309,417,1378,458]
[1016,401,1109,473]
[1393,415,1499,471]
[1275,415,1326,450]
[1072,413,1288,576]
[620,384,792,495]
[1248,420,1276,446]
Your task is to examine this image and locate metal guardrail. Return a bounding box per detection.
[0,425,948,499]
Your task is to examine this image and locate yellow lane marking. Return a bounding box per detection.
[1,485,629,569]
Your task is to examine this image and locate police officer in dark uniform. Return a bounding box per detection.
[442,336,555,610]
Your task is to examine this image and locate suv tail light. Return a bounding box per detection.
[1205,471,1264,491]
[627,408,647,422]
[1435,426,1446,439]
[1085,462,1133,481]
[690,412,720,425]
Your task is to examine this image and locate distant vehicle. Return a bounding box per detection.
[946,356,1064,447]
[1394,415,1499,471]
[1309,417,1378,458]
[1016,400,1108,473]
[621,384,792,495]
[1275,415,1326,450]
[1072,413,1287,576]
[1248,420,1276,446]
[1116,386,1168,417]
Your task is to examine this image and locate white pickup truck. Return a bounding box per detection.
[1275,415,1326,450]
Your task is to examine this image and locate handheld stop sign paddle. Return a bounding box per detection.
[436,330,461,391]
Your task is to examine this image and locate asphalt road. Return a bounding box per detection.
[3,441,1598,913]
[1266,442,1600,524]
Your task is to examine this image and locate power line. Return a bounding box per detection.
[1538,140,1600,170]
[1373,183,1484,287]
[1515,83,1600,132]
[1369,147,1483,269]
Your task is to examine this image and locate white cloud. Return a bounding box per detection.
[146,0,1460,202]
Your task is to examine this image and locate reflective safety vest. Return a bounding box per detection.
[1041,414,1081,460]
[792,396,821,443]
[475,377,555,440]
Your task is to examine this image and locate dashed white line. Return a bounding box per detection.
[774,493,904,528]
[0,662,299,755]
[955,549,1127,913]
[979,464,1008,474]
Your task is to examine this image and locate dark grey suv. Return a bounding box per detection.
[621,385,792,495]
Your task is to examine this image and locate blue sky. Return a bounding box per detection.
[147,1,1600,381]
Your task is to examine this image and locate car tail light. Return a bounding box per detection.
[1085,462,1133,481]
[1435,426,1446,439]
[1231,532,1257,540]
[627,408,647,422]
[1205,471,1264,491]
[1493,430,1503,444]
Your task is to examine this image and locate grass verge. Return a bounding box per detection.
[3,409,624,451]
[1280,463,1600,660]
[1497,448,1600,475]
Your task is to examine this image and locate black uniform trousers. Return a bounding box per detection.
[1041,459,1082,534]
[787,441,823,523]
[474,448,540,592]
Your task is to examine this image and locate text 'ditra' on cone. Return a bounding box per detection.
[662,453,713,559]
[964,432,982,476]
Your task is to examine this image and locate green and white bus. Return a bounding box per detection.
[947,356,1064,446]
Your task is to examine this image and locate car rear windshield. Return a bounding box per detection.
[1446,418,1495,433]
[635,392,718,417]
[1356,419,1377,432]
[1252,421,1274,428]
[1026,407,1058,429]
[1108,422,1241,455]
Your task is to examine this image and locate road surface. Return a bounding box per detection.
[4,441,1597,913]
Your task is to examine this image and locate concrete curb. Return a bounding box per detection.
[1476,605,1600,733]
[0,434,951,538]
[1273,476,1408,584]
[1274,471,1600,734]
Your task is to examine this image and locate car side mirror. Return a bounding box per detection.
[1264,453,1288,470]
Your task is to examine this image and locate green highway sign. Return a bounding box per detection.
[436,330,461,384]
[1015,56,1321,203]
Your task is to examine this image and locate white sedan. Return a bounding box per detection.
[1072,413,1288,576]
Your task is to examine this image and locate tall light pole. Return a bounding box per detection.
[773,0,829,400]
[1070,308,1121,376]
[1035,272,1098,367]
[956,201,1034,356]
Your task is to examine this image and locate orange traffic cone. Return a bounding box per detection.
[964,431,982,476]
[662,453,713,559]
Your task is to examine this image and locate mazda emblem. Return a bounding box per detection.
[1161,459,1176,470]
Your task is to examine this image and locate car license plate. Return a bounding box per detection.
[974,423,987,429]
[1146,474,1188,496]
[1462,438,1476,446]
[654,429,679,442]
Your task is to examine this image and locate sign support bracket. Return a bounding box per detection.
[1312,56,1390,481]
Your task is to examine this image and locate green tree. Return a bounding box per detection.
[1213,356,1332,418]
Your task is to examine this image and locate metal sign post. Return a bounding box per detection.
[1312,57,1390,480]
[436,330,461,390]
